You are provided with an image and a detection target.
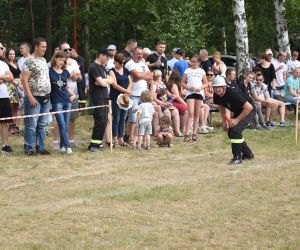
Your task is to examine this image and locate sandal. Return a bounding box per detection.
[183,135,192,142]
[192,134,197,141]
[113,142,121,148]
[119,142,129,147]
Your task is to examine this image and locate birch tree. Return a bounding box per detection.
[232,0,250,78]
[274,0,291,57]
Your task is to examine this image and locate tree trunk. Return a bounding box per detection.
[7,0,12,43]
[83,1,90,71]
[27,0,35,44]
[274,0,291,57]
[232,0,250,78]
[46,0,52,59]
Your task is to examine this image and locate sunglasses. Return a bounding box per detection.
[257,79,263,81]
[0,47,4,51]
[63,48,72,52]
[108,49,115,51]
[206,74,214,76]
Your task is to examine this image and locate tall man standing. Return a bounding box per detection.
[213,75,255,165]
[146,40,168,81]
[125,47,153,143]
[0,42,14,153]
[22,37,51,155]
[88,48,114,152]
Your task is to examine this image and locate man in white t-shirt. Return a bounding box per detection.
[287,50,300,76]
[60,42,82,147]
[272,52,287,100]
[0,42,14,153]
[125,47,153,143]
[106,44,117,71]
[18,42,31,72]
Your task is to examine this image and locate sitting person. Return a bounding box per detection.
[165,71,187,133]
[252,73,288,127]
[156,116,174,147]
[150,70,182,136]
[212,52,227,77]
[285,66,300,104]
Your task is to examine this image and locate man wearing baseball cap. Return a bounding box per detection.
[88,48,114,152]
[106,44,117,71]
[213,75,255,165]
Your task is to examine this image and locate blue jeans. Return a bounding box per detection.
[111,98,128,138]
[52,101,72,148]
[127,96,141,123]
[24,95,51,152]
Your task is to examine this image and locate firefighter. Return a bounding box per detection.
[213,75,255,164]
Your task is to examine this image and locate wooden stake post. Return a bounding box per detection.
[109,100,113,153]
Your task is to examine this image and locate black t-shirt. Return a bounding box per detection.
[201,59,213,73]
[146,53,168,78]
[8,64,21,78]
[256,63,276,88]
[88,62,109,100]
[213,87,252,118]
[109,67,130,99]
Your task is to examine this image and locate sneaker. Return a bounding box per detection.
[59,147,66,153]
[262,124,272,130]
[25,150,36,156]
[198,127,209,134]
[88,145,101,153]
[279,121,289,127]
[228,157,242,165]
[266,121,276,127]
[66,147,73,154]
[1,145,13,153]
[242,153,254,160]
[205,126,214,132]
[53,141,60,150]
[256,124,264,130]
[38,149,50,155]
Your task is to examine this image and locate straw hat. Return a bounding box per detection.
[117,94,133,110]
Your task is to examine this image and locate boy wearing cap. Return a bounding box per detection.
[213,75,255,165]
[88,48,114,152]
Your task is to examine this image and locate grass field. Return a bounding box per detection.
[1,114,299,249]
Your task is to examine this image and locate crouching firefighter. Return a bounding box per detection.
[212,75,255,165]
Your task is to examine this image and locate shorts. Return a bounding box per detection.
[138,121,152,136]
[70,98,79,119]
[273,88,285,101]
[172,100,187,113]
[0,98,12,123]
[127,96,141,123]
[186,93,204,100]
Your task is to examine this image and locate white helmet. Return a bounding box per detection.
[212,75,227,87]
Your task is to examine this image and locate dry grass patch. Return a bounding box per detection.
[0,115,299,249]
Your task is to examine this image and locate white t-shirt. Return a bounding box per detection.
[253,82,268,100]
[105,58,115,71]
[137,102,155,124]
[66,58,80,97]
[125,59,150,96]
[286,59,300,75]
[184,67,206,96]
[0,61,10,98]
[167,58,178,71]
[273,59,287,87]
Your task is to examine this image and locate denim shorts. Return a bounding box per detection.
[138,121,152,136]
[127,96,141,123]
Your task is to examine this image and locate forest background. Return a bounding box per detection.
[0,0,300,69]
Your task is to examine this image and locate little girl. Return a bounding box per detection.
[181,55,208,142]
[135,90,155,150]
[157,116,174,147]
